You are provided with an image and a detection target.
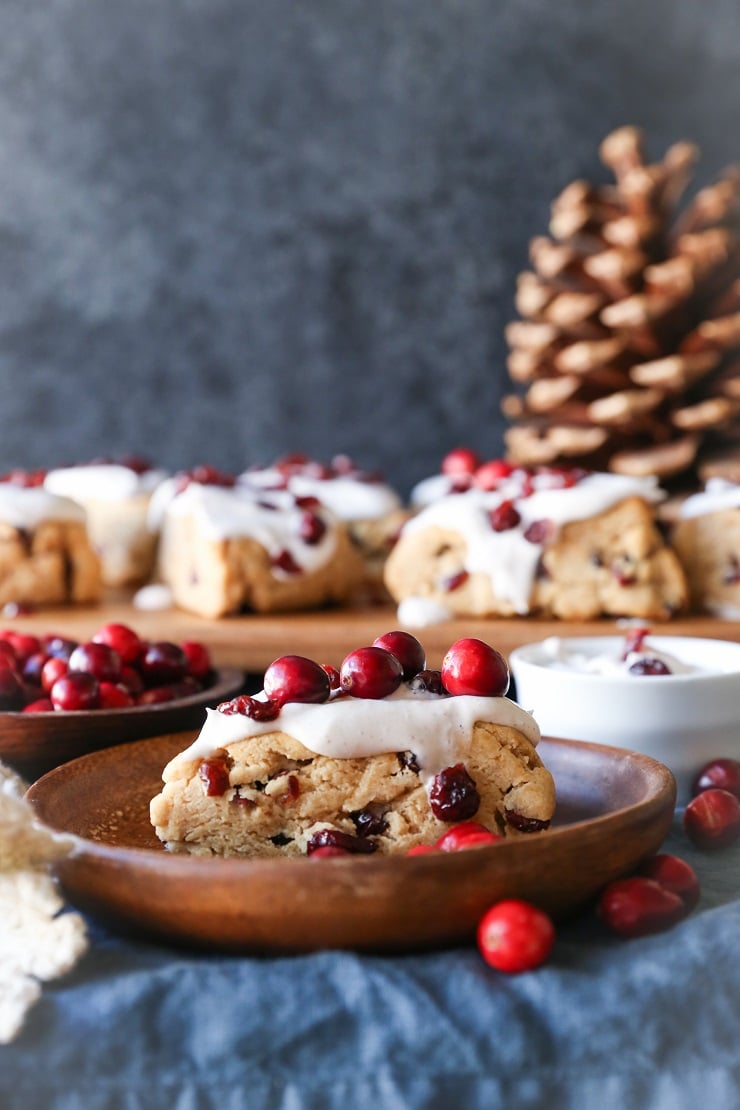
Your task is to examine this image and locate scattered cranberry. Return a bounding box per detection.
[306,829,377,855]
[408,669,445,695]
[138,641,188,685]
[340,646,403,699]
[298,511,326,545]
[50,673,100,711]
[473,459,513,489]
[371,631,426,679]
[92,623,143,664]
[488,500,521,532]
[597,877,687,937]
[217,695,281,721]
[637,854,700,912]
[23,697,54,713]
[435,821,501,851]
[0,669,27,710]
[429,763,481,822]
[441,447,481,476]
[441,638,510,697]
[263,655,331,705]
[98,682,135,709]
[684,789,740,850]
[198,757,231,796]
[523,519,554,545]
[477,900,555,973]
[628,657,672,676]
[692,758,740,802]
[321,663,341,690]
[68,642,123,683]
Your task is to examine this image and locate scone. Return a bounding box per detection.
[386,464,687,622]
[149,466,364,618]
[150,634,556,857]
[240,454,407,598]
[44,457,167,588]
[0,471,102,607]
[672,478,740,618]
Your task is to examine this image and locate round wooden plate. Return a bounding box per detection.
[2,669,244,781]
[25,731,676,954]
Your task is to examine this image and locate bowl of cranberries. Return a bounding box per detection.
[0,623,243,780]
[510,630,740,802]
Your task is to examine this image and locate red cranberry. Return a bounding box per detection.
[321,663,341,690]
[306,829,377,855]
[477,899,555,973]
[0,668,27,710]
[22,652,49,686]
[407,845,437,856]
[263,655,331,705]
[181,640,213,681]
[505,812,550,833]
[371,631,426,679]
[138,641,188,685]
[43,635,78,661]
[441,570,469,592]
[441,638,510,697]
[92,622,143,664]
[684,789,740,849]
[350,809,389,837]
[628,657,672,676]
[523,519,554,545]
[98,682,135,709]
[272,549,302,575]
[2,632,41,664]
[692,758,740,801]
[597,877,687,937]
[429,764,480,822]
[435,821,501,851]
[340,646,403,699]
[217,695,281,721]
[473,459,513,490]
[136,681,197,705]
[298,511,326,545]
[68,642,123,683]
[198,757,231,796]
[637,854,700,912]
[407,669,445,695]
[50,673,100,711]
[488,500,521,532]
[0,641,16,664]
[441,447,481,476]
[23,697,54,713]
[41,656,68,693]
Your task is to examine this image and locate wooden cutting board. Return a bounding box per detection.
[6,595,740,672]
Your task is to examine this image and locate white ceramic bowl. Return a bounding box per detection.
[509,635,740,803]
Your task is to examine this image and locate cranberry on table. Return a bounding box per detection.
[637,853,700,912]
[263,655,331,705]
[477,900,555,973]
[429,763,481,822]
[92,622,143,664]
[683,789,740,850]
[597,877,687,937]
[340,646,403,700]
[138,641,188,685]
[50,673,100,711]
[371,631,426,679]
[441,638,510,697]
[692,758,740,802]
[68,641,122,683]
[435,821,501,851]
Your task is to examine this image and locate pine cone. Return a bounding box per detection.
[502,126,740,488]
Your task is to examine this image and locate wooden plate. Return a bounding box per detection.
[2,670,244,781]
[26,732,676,954]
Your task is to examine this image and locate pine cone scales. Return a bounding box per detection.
[503,127,740,486]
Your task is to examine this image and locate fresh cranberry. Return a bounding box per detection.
[407,844,437,856]
[176,465,236,491]
[597,877,687,937]
[41,656,68,693]
[198,757,231,796]
[523,519,554,545]
[321,663,341,690]
[0,641,16,664]
[628,657,672,676]
[408,669,446,695]
[488,500,521,532]
[441,447,481,476]
[435,821,501,851]
[22,652,49,686]
[68,642,123,683]
[684,789,740,849]
[23,697,54,713]
[272,549,302,575]
[441,570,469,592]
[119,665,144,695]
[136,681,198,705]
[50,673,100,711]
[477,900,555,973]
[298,511,326,545]
[473,459,513,490]
[2,632,41,664]
[340,646,403,699]
[306,829,377,855]
[612,561,637,587]
[371,631,426,679]
[309,846,351,858]
[98,682,135,709]
[92,622,143,664]
[441,638,510,697]
[637,854,700,911]
[43,635,78,661]
[429,764,480,822]
[180,640,213,681]
[217,695,281,721]
[692,758,740,801]
[263,655,331,704]
[0,668,27,710]
[138,641,188,685]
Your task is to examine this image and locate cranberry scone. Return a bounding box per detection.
[0,471,102,607]
[672,478,740,618]
[148,466,364,618]
[150,634,556,857]
[386,460,687,622]
[44,456,167,588]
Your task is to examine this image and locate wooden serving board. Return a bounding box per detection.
[6,595,740,673]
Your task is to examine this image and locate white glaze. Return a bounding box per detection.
[537,635,699,676]
[403,472,663,615]
[0,484,85,529]
[240,467,402,521]
[133,584,174,611]
[45,464,167,502]
[173,685,540,785]
[397,596,453,628]
[679,478,740,520]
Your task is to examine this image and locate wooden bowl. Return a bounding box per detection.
[2,669,244,781]
[26,732,677,954]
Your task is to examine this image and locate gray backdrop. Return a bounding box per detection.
[0,0,738,495]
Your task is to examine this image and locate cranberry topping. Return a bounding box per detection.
[506,811,551,833]
[372,631,425,679]
[473,459,513,490]
[217,695,281,721]
[407,669,445,695]
[174,465,236,493]
[298,511,327,545]
[441,638,510,697]
[264,655,331,705]
[351,809,389,837]
[523,519,554,545]
[294,494,321,509]
[488,500,521,532]
[0,468,47,488]
[621,626,650,659]
[441,569,469,592]
[441,447,481,476]
[340,646,403,699]
[272,549,302,575]
[628,657,672,676]
[306,829,377,855]
[198,757,231,796]
[597,877,686,938]
[321,663,341,690]
[429,764,481,822]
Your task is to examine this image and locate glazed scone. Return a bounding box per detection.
[149,467,364,618]
[240,454,407,598]
[386,466,687,622]
[150,638,555,857]
[0,472,102,607]
[44,457,167,588]
[672,478,740,618]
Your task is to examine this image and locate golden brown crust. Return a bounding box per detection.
[673,508,740,615]
[0,520,102,606]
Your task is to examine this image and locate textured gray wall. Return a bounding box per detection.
[0,0,738,494]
